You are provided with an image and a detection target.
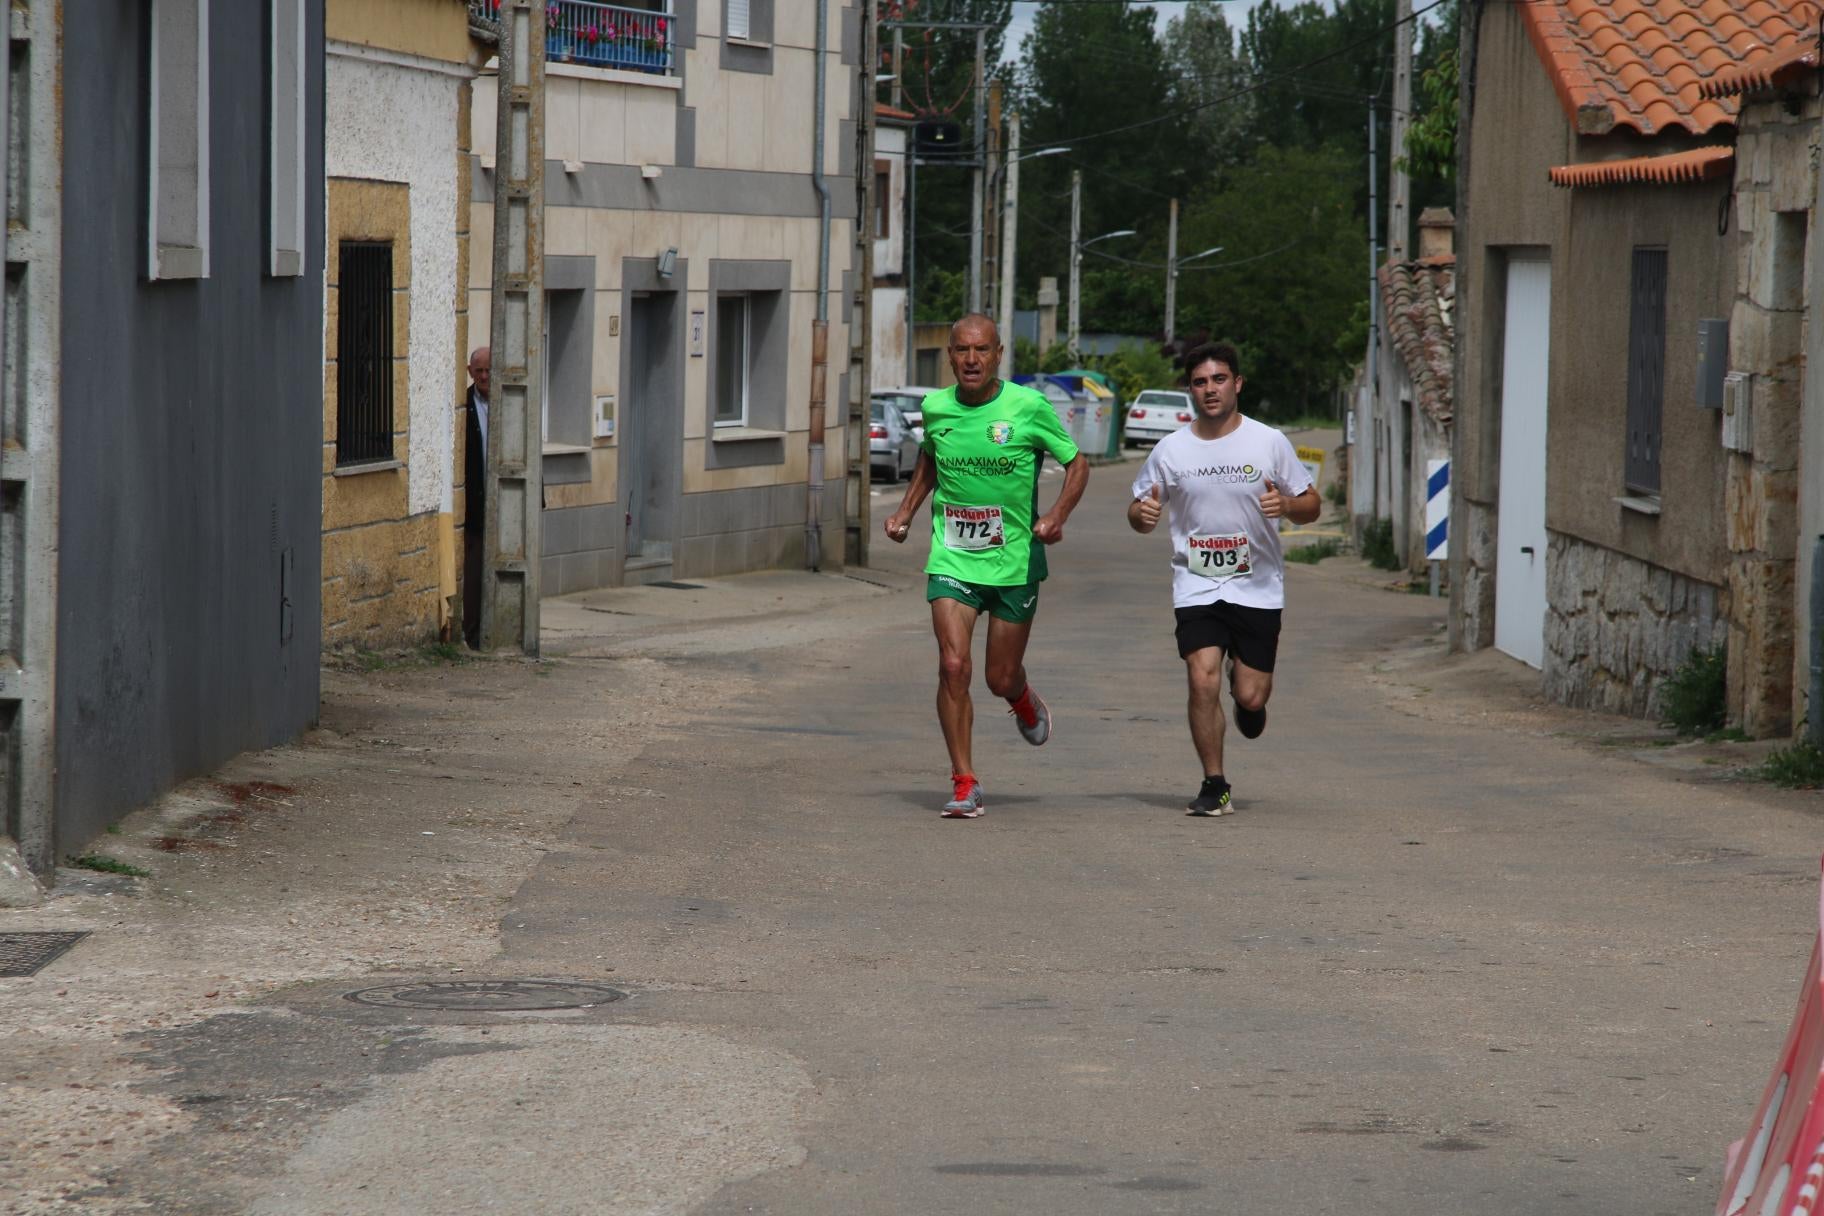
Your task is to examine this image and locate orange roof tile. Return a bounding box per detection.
[1520,0,1815,134]
[1378,258,1456,427]
[1548,144,1735,187]
[1699,33,1822,96]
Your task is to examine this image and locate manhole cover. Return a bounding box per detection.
[0,931,90,978]
[343,979,627,1011]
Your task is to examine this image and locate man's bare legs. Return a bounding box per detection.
[1185,648,1273,815]
[1185,646,1229,779]
[932,599,979,779]
[932,600,1038,779]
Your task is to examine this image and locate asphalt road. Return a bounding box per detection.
[45,455,1822,1215]
[511,463,1817,1213]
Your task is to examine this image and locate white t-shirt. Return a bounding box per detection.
[1130,416,1314,610]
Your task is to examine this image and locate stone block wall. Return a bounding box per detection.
[1727,92,1818,735]
[1543,532,1726,717]
[1451,495,1498,653]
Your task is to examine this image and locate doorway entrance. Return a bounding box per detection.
[1494,255,1552,668]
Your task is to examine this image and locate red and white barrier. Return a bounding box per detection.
[1716,858,1824,1216]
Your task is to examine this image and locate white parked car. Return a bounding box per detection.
[1124,389,1195,447]
[872,385,940,446]
[869,397,920,483]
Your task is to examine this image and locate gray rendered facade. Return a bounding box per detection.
[50,0,326,859]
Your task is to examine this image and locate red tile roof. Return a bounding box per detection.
[1520,0,1815,134]
[1378,257,1455,428]
[876,103,917,122]
[1548,143,1735,187]
[1698,34,1822,96]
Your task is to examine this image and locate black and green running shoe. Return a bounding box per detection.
[1186,777,1233,817]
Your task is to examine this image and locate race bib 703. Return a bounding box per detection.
[1185,531,1252,582]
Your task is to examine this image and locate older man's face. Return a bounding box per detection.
[469,350,491,397]
[947,320,1000,396]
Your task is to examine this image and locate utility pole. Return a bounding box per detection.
[1164,197,1179,343]
[485,0,546,654]
[1365,100,1379,391]
[891,28,903,112]
[848,0,876,568]
[1067,168,1082,359]
[997,111,1020,379]
[1389,0,1413,260]
[906,146,917,383]
[966,25,986,315]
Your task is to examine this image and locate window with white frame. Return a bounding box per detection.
[714,295,750,426]
[269,0,305,277]
[726,0,751,40]
[149,0,210,280]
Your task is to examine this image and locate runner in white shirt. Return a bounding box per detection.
[1127,343,1321,816]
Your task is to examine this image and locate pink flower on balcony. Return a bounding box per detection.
[585,22,599,42]
[546,4,558,29]
[603,22,618,40]
[655,17,668,35]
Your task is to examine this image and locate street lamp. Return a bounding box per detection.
[991,119,1065,377]
[1164,245,1222,343]
[1067,172,1136,359]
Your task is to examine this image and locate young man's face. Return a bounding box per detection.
[1187,358,1242,424]
[947,320,1001,396]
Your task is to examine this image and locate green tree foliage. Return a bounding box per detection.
[1163,1,1253,151]
[1240,0,1394,162]
[1167,144,1366,417]
[1403,1,1460,193]
[1013,1,1189,313]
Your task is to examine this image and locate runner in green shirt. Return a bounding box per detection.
[883,314,1090,818]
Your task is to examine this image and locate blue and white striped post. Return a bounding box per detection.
[1425,458,1449,596]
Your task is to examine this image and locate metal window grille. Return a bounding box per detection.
[1625,248,1667,495]
[337,241,394,465]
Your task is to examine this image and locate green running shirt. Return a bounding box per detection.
[919,381,1080,586]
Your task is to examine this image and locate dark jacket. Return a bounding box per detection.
[464,388,486,533]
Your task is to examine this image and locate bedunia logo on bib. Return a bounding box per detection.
[986,421,1013,445]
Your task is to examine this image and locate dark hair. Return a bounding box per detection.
[1181,342,1241,382]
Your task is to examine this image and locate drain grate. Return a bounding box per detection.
[343,979,627,1011]
[0,931,90,978]
[648,581,704,590]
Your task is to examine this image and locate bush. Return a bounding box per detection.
[1763,741,1824,789]
[1660,646,1727,736]
[1285,538,1342,565]
[1360,518,1400,571]
[1325,479,1347,507]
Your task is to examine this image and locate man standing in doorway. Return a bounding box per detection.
[1128,343,1320,816]
[463,346,490,650]
[883,315,1090,818]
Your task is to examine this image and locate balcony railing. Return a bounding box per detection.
[469,1,675,76]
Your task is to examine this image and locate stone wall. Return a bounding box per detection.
[1726,90,1818,736]
[1451,495,1498,653]
[1543,532,1726,717]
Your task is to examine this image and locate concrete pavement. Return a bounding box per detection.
[4,459,1820,1214]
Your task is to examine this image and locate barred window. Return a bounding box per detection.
[336,242,395,465]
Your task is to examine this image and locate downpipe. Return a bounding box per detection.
[1811,536,1824,746]
[806,0,830,571]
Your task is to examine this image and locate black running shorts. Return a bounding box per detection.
[1173,600,1283,671]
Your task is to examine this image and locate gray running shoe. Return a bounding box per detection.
[1011,688,1051,746]
[942,775,985,818]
